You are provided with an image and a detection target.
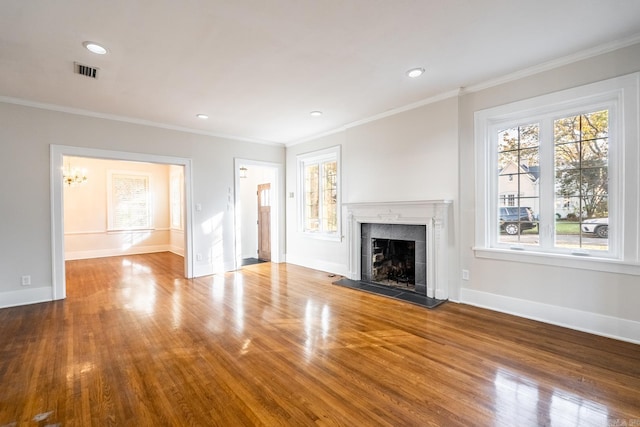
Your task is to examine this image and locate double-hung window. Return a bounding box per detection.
[475,73,639,272]
[107,171,152,230]
[297,146,340,239]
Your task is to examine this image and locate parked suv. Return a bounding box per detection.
[499,207,536,235]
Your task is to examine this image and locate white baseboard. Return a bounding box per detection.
[65,245,171,260]
[460,288,640,344]
[284,254,349,277]
[0,286,54,309]
[169,245,184,257]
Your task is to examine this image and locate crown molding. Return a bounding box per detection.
[285,89,462,147]
[460,32,640,95]
[0,96,283,147]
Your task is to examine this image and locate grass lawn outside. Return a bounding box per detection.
[521,221,582,235]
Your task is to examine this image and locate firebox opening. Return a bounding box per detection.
[371,238,416,292]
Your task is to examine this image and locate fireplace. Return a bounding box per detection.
[371,238,415,288]
[345,200,451,300]
[361,223,427,294]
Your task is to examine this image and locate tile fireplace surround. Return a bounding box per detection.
[344,200,452,300]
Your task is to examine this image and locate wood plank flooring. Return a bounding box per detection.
[1,252,639,426]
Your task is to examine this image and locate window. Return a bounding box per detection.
[297,146,340,239]
[108,171,152,230]
[475,73,640,272]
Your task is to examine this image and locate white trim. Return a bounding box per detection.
[286,89,461,147]
[284,253,349,277]
[65,245,173,261]
[64,228,170,236]
[461,32,640,95]
[1,96,279,146]
[51,145,195,301]
[474,247,640,276]
[460,288,640,345]
[0,287,53,309]
[297,145,341,239]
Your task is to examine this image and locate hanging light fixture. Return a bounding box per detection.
[63,164,88,186]
[239,166,248,179]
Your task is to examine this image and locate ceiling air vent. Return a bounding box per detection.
[74,62,99,79]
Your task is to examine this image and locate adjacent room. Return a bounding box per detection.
[1,1,639,425]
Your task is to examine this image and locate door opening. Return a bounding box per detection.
[257,183,271,261]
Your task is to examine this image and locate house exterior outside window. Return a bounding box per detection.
[297,146,340,239]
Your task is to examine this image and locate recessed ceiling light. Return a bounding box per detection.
[310,111,323,117]
[196,114,209,119]
[83,41,108,55]
[406,67,425,78]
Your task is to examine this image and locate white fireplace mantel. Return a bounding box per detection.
[344,200,452,300]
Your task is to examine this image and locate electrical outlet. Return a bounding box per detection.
[21,275,31,286]
[461,269,469,281]
[196,253,203,261]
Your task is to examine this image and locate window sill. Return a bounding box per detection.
[473,247,640,276]
[107,228,157,234]
[299,231,342,242]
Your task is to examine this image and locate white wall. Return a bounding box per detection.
[0,103,284,308]
[458,43,640,343]
[285,97,459,279]
[63,157,174,259]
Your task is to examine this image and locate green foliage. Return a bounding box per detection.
[554,110,609,218]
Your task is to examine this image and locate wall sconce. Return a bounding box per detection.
[239,166,248,179]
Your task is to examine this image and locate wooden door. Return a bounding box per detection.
[257,183,271,261]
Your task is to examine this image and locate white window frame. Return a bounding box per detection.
[474,73,640,275]
[107,170,153,231]
[297,145,341,240]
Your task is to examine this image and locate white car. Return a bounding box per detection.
[582,217,608,238]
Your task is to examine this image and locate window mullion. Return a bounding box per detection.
[538,117,555,250]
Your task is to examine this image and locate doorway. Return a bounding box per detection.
[234,158,281,269]
[51,145,194,300]
[257,183,271,261]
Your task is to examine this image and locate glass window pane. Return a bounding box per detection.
[518,124,539,149]
[581,110,608,141]
[497,123,539,246]
[554,110,608,251]
[112,174,150,230]
[554,115,580,144]
[322,161,337,233]
[304,164,319,231]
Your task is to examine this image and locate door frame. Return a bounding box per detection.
[233,158,283,269]
[50,144,194,300]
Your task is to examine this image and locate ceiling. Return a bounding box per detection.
[2,1,640,145]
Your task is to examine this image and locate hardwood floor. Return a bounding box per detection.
[1,252,639,426]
